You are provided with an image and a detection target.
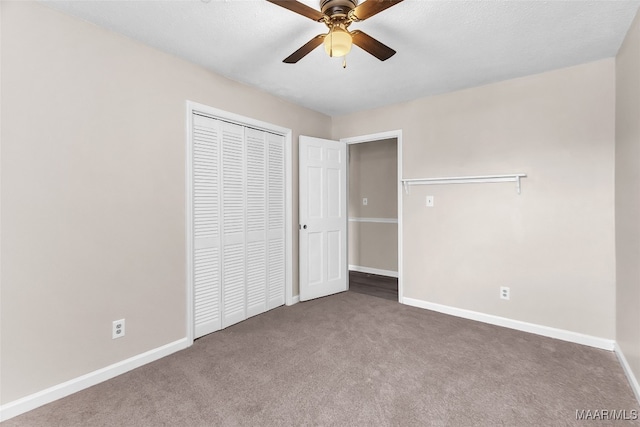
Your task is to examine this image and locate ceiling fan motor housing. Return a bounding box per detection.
[320,0,358,19]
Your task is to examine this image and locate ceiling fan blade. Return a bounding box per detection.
[350,30,396,61]
[350,0,403,21]
[266,0,325,22]
[283,34,326,63]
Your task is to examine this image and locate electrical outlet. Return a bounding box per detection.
[362,197,368,206]
[500,287,510,300]
[112,319,125,339]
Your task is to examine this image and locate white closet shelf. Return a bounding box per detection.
[401,174,527,195]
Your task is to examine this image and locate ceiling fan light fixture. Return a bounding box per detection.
[268,0,402,64]
[323,24,352,57]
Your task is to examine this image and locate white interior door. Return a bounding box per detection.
[299,136,348,301]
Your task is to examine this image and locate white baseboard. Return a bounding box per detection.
[349,265,398,278]
[0,338,189,422]
[402,297,614,351]
[614,342,640,404]
[287,295,300,306]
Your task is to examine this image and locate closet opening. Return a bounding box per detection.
[186,101,293,344]
[347,137,399,301]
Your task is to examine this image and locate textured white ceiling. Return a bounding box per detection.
[42,0,640,116]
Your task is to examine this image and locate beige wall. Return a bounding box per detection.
[334,59,616,339]
[0,1,330,403]
[348,139,398,272]
[616,9,640,392]
[349,139,397,219]
[349,222,398,272]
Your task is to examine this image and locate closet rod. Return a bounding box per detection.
[401,174,527,195]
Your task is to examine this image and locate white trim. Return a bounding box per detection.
[0,338,189,422]
[402,297,615,351]
[341,130,403,145]
[288,294,300,306]
[185,103,195,344]
[341,130,403,304]
[348,217,398,224]
[185,101,294,341]
[614,342,640,404]
[349,265,398,278]
[188,102,292,136]
[284,124,293,307]
[397,133,403,304]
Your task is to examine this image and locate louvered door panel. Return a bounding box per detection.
[245,128,268,317]
[268,134,285,231]
[194,247,220,333]
[222,123,245,236]
[222,243,245,326]
[267,133,286,309]
[191,111,286,336]
[246,241,267,316]
[192,115,221,337]
[221,122,246,328]
[246,129,266,234]
[268,238,285,308]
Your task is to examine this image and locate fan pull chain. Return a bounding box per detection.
[343,56,347,69]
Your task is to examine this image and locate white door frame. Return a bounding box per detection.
[340,130,403,302]
[185,101,294,345]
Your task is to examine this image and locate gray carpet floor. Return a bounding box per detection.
[4,291,639,426]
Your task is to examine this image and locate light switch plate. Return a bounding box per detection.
[426,196,434,207]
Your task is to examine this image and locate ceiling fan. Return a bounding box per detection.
[266,0,404,65]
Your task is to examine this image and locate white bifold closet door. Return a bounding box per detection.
[192,114,285,339]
